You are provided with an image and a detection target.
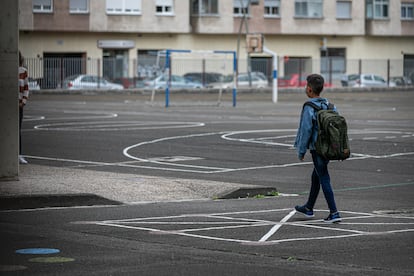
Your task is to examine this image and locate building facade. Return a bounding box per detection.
[19,0,414,88]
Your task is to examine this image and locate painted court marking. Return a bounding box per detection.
[26,112,414,174]
[25,128,414,174]
[122,129,414,173]
[15,248,60,255]
[86,209,414,245]
[14,248,75,265]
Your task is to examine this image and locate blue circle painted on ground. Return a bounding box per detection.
[15,248,60,255]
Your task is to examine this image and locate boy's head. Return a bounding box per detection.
[306,74,324,96]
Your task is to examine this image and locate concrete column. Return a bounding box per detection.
[0,0,19,180]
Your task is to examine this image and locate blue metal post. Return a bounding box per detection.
[164,49,191,108]
[165,50,170,108]
[232,51,237,107]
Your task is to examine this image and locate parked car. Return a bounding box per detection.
[60,75,123,90]
[389,76,412,87]
[340,74,360,87]
[183,72,223,87]
[208,73,268,89]
[251,71,268,81]
[278,74,307,88]
[278,73,332,88]
[113,77,136,89]
[237,73,268,88]
[28,77,40,90]
[341,74,388,87]
[143,74,203,89]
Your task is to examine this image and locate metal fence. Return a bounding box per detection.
[24,57,414,89]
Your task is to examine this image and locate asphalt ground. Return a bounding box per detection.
[0,89,413,275]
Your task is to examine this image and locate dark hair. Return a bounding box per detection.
[306,74,324,95]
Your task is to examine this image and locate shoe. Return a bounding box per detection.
[324,212,341,223]
[19,156,28,164]
[295,205,314,218]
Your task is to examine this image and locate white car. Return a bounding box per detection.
[209,73,268,89]
[342,74,388,87]
[60,75,123,90]
[143,74,203,89]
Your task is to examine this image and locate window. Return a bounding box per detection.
[264,0,280,17]
[33,0,53,13]
[374,75,385,82]
[191,0,218,15]
[106,0,141,15]
[234,0,249,16]
[366,0,389,19]
[295,0,323,18]
[156,0,174,15]
[401,3,414,19]
[70,0,89,13]
[336,1,351,19]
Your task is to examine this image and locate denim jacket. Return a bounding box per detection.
[294,97,337,159]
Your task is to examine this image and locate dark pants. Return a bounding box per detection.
[19,106,23,154]
[305,150,338,213]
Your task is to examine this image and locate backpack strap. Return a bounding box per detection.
[303,101,334,111]
[303,101,321,111]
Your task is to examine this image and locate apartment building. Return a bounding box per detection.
[19,0,414,87]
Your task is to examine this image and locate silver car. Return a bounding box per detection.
[342,74,388,87]
[208,73,268,89]
[60,75,123,90]
[143,74,203,89]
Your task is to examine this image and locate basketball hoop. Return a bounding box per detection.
[246,33,263,54]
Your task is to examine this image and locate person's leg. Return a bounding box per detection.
[311,151,337,213]
[305,167,321,210]
[19,107,28,164]
[19,106,23,154]
[295,151,320,217]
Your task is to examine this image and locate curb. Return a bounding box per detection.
[217,187,278,199]
[0,193,121,211]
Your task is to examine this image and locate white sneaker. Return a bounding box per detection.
[19,156,28,164]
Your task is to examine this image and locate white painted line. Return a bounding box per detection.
[23,115,45,121]
[23,155,225,174]
[291,222,367,234]
[260,233,365,245]
[177,223,271,233]
[206,215,275,224]
[25,149,414,175]
[25,124,414,174]
[85,208,414,246]
[338,222,414,225]
[147,156,204,162]
[221,129,296,147]
[259,209,296,242]
[35,121,204,132]
[123,131,224,163]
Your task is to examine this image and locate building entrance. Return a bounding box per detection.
[103,49,129,81]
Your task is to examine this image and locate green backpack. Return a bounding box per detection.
[304,101,351,161]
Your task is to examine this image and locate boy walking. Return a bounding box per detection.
[294,74,341,223]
